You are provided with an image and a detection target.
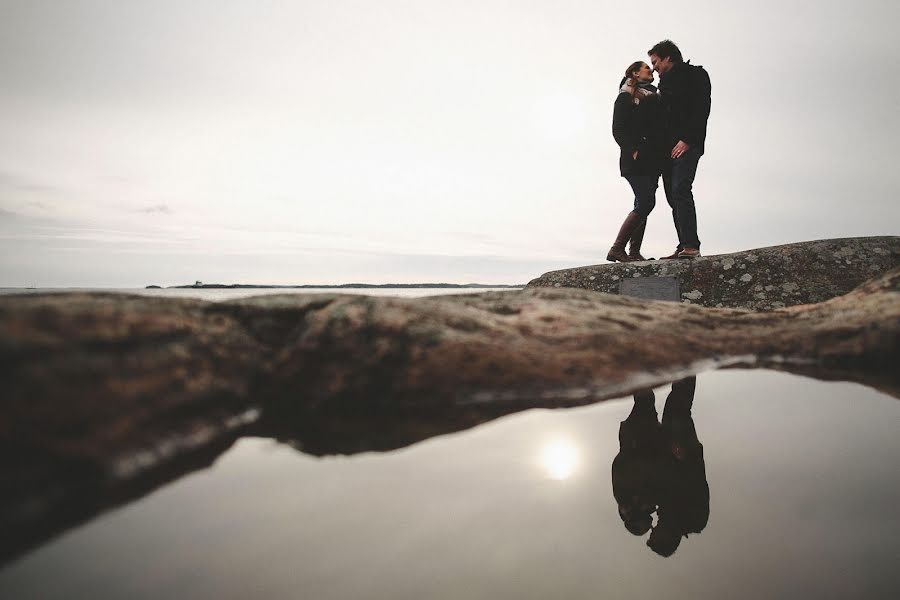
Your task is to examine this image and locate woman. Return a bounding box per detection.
[607,61,664,262]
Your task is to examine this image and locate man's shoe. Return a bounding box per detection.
[677,248,700,259]
[661,248,682,259]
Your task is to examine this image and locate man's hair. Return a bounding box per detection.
[648,39,683,63]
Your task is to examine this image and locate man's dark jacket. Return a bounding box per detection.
[658,61,711,152]
[612,91,665,177]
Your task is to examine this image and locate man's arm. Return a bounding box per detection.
[683,67,711,148]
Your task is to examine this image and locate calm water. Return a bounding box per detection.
[1,369,897,599]
[0,287,519,301]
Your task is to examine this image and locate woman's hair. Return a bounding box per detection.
[619,61,645,101]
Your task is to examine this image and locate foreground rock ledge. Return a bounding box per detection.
[1,267,899,564]
[527,237,900,310]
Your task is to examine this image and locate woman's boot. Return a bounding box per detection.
[628,217,648,261]
[607,212,642,262]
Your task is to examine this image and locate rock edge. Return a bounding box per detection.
[527,236,900,310]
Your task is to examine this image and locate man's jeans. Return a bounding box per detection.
[662,146,702,250]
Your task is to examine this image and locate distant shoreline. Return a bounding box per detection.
[148,283,524,290]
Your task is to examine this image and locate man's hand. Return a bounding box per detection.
[632,150,639,160]
[671,140,690,159]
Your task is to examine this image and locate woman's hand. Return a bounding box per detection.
[632,150,639,160]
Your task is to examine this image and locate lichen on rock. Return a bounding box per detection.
[527,237,899,311]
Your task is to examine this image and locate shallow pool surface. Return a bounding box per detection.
[1,370,898,599]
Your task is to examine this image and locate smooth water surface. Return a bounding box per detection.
[1,370,898,599]
[0,287,520,301]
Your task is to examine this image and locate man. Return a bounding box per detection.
[647,376,709,557]
[648,40,711,259]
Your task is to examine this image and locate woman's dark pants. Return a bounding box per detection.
[624,174,658,218]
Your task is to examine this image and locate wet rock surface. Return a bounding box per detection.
[1,262,899,564]
[527,237,900,310]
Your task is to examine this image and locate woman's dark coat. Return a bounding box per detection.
[612,91,665,177]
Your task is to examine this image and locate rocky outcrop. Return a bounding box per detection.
[1,265,899,565]
[527,237,900,310]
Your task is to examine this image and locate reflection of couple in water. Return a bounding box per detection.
[611,377,709,557]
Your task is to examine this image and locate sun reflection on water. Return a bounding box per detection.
[539,439,580,480]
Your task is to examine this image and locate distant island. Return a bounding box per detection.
[147,282,523,289]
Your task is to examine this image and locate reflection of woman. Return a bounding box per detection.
[607,61,664,263]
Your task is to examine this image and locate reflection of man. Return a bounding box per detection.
[648,377,709,556]
[611,376,709,556]
[648,40,711,260]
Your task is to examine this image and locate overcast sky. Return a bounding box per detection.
[0,0,897,286]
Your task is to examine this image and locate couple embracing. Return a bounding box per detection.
[607,40,711,263]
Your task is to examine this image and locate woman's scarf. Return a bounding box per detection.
[620,79,657,104]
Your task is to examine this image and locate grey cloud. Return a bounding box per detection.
[0,170,60,195]
[437,231,499,243]
[0,171,65,219]
[141,204,173,215]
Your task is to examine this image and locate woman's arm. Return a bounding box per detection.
[612,92,639,154]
